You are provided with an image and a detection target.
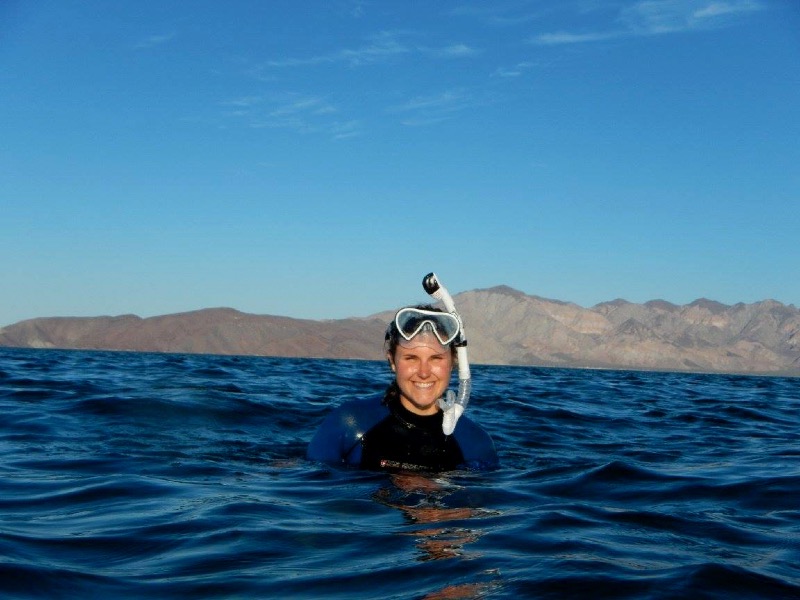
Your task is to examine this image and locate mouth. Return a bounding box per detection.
[413,381,435,390]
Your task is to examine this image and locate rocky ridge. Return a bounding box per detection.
[1,286,798,375]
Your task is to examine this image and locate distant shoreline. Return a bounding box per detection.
[2,288,798,377]
[2,345,797,379]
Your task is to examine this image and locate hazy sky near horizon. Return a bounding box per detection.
[2,0,799,326]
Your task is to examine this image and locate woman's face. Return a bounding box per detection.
[387,332,453,416]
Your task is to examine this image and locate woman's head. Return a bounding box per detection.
[385,305,457,415]
[384,304,459,360]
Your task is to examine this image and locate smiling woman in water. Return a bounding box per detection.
[307,282,498,473]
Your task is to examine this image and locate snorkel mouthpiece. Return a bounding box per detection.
[422,272,471,435]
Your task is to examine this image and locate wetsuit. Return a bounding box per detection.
[307,391,498,472]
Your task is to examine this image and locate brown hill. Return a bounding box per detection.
[1,288,798,375]
[0,308,386,360]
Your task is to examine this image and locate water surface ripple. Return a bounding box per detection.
[1,348,799,599]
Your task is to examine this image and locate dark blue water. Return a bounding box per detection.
[1,348,799,599]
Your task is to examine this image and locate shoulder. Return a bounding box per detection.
[328,396,388,426]
[306,395,389,465]
[453,415,499,470]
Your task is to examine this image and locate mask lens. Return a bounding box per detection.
[395,308,460,345]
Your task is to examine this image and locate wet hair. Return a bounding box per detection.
[384,304,458,360]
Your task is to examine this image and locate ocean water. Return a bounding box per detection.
[1,348,799,599]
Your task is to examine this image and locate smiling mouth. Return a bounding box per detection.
[413,382,435,389]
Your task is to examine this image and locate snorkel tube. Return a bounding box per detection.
[422,272,471,435]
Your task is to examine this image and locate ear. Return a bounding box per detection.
[386,352,396,372]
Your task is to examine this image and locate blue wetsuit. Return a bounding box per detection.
[307,389,498,472]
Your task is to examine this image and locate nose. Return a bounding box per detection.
[417,360,432,378]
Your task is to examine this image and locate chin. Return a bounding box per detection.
[401,394,440,414]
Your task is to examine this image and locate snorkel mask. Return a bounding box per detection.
[395,308,462,347]
[413,273,471,435]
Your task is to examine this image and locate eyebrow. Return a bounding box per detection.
[399,349,447,358]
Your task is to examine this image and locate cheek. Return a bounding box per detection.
[394,361,413,377]
[432,361,453,376]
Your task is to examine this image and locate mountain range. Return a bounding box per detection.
[1,286,798,375]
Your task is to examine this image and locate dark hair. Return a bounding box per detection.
[384,303,458,359]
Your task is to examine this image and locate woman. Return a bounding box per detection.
[307,305,498,472]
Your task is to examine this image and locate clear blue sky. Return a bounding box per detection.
[2,1,798,326]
